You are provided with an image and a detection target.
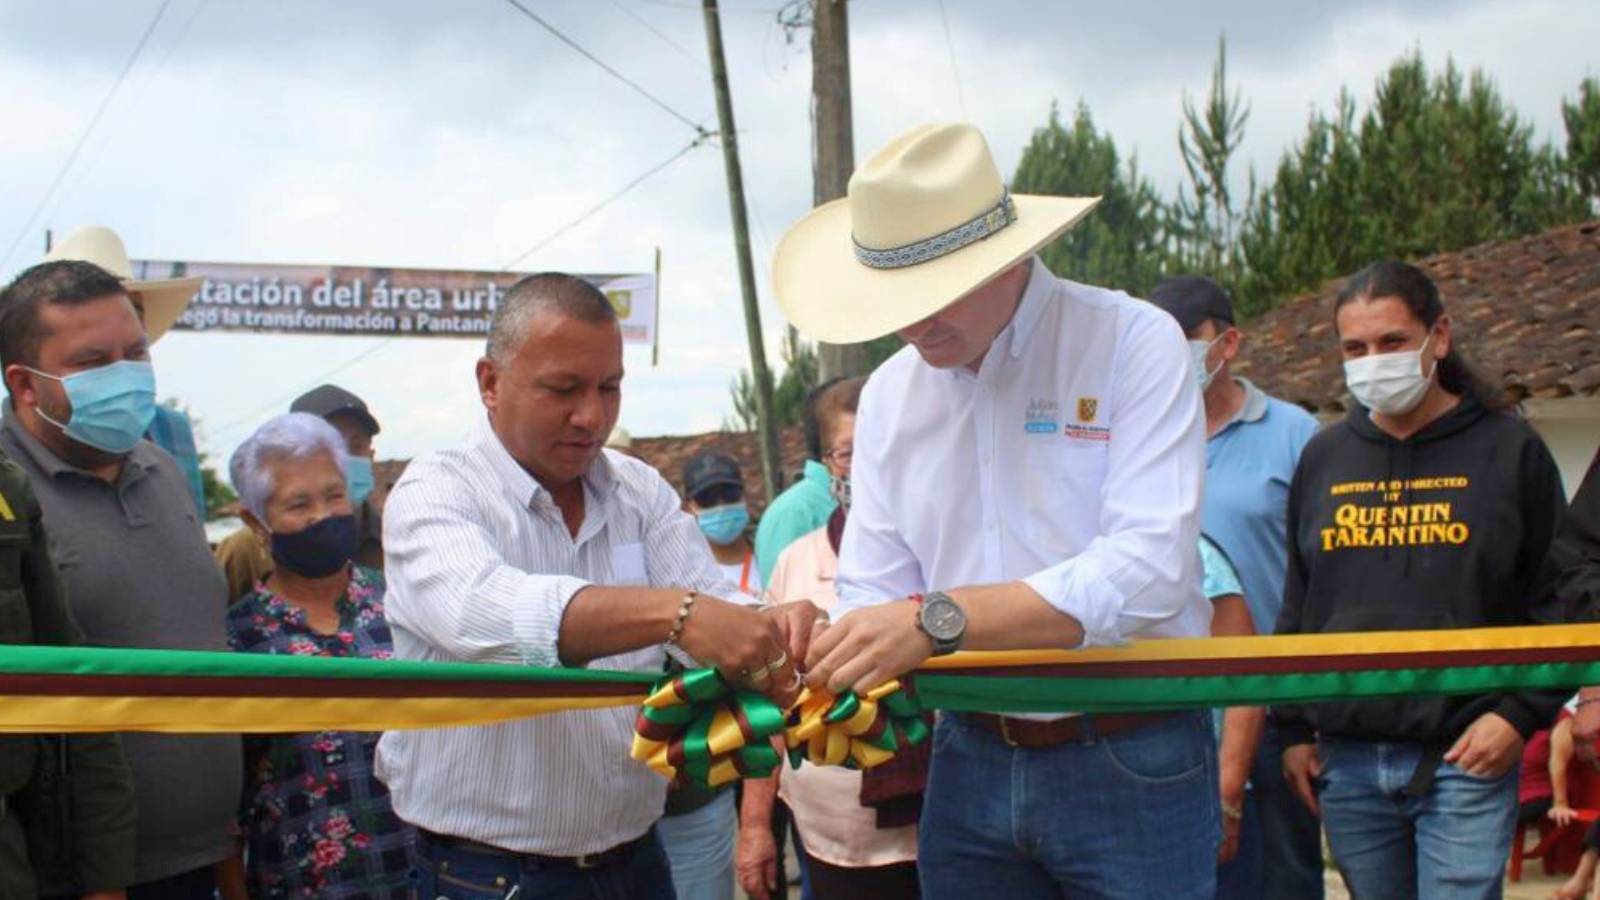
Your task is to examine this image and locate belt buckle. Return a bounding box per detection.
[574,851,601,870]
[998,716,1019,747]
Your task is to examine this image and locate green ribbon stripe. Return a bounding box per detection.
[913,661,1600,714]
[0,644,655,685]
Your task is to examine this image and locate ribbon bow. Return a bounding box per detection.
[630,669,786,788]
[785,678,930,771]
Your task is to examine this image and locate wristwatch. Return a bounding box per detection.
[914,591,967,656]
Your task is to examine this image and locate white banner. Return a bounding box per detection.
[129,260,658,345]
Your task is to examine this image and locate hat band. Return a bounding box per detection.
[851,192,1018,270]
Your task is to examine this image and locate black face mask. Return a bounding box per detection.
[269,514,359,578]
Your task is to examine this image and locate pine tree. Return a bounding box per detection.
[1172,36,1251,283]
[1565,77,1600,212]
[1012,101,1168,295]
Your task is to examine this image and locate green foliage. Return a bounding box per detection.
[159,398,238,518]
[1171,35,1251,284]
[1565,77,1600,211]
[726,331,901,433]
[1012,101,1170,296]
[1236,52,1589,314]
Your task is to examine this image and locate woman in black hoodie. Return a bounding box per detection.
[1274,261,1568,899]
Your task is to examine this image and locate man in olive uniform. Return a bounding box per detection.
[0,451,136,899]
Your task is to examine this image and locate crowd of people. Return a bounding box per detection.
[1,119,1599,900]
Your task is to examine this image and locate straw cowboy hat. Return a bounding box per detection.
[43,225,202,343]
[774,122,1100,344]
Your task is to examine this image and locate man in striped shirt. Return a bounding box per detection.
[377,273,817,900]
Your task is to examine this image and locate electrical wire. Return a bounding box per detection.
[936,0,967,119]
[0,0,174,271]
[603,0,708,70]
[501,133,711,271]
[499,0,709,135]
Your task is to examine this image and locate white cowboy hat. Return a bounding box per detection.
[43,225,202,343]
[774,122,1100,344]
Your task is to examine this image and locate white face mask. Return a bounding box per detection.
[1343,334,1437,416]
[1187,337,1224,391]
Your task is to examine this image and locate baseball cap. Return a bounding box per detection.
[683,450,743,501]
[1148,276,1235,335]
[290,384,381,436]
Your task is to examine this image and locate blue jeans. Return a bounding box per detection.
[657,790,735,900]
[1255,724,1326,900]
[1317,736,1516,900]
[920,711,1220,899]
[411,829,676,900]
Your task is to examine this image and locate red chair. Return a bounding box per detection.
[1512,759,1600,881]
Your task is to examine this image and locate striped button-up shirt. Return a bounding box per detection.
[375,418,743,855]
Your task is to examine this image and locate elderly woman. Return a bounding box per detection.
[736,376,920,900]
[223,413,415,899]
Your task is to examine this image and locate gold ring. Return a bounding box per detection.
[767,651,789,671]
[748,664,773,683]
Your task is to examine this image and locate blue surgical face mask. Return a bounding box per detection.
[345,456,375,506]
[697,503,750,546]
[1187,337,1224,392]
[26,360,158,455]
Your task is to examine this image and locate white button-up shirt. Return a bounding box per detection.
[376,419,744,855]
[837,257,1210,663]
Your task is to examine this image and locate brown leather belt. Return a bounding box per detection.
[419,828,648,870]
[964,711,1181,748]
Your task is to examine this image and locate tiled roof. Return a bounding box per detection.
[630,426,810,514]
[1233,221,1600,412]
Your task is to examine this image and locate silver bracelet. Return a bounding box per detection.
[665,592,698,647]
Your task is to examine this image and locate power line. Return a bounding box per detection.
[936,0,967,119]
[212,135,711,443]
[54,0,213,217]
[208,337,401,441]
[501,133,711,271]
[499,0,710,135]
[604,0,708,71]
[0,0,174,271]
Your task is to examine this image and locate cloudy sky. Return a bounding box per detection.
[1,0,1595,471]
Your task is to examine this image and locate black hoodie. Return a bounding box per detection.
[1273,396,1568,746]
[1541,449,1600,622]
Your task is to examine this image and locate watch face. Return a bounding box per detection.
[923,597,965,642]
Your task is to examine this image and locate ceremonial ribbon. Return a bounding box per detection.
[630,669,785,788]
[784,679,930,770]
[3,624,1600,737]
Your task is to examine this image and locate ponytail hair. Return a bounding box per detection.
[1335,261,1506,411]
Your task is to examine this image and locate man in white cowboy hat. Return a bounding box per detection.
[791,123,1218,897]
[44,226,208,520]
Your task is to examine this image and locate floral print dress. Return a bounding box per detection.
[226,565,417,899]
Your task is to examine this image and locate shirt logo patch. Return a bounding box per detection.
[1024,398,1060,434]
[1077,397,1098,423]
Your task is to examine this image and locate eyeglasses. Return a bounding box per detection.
[824,446,853,466]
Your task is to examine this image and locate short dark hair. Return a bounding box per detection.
[0,260,130,369]
[806,376,866,457]
[487,272,618,364]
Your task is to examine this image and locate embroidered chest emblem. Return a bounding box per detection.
[1076,397,1098,423]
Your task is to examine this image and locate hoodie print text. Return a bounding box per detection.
[1319,476,1472,551]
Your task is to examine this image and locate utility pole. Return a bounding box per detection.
[811,0,867,382]
[702,0,783,501]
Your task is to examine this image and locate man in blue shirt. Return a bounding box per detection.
[1151,276,1322,900]
[752,379,848,585]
